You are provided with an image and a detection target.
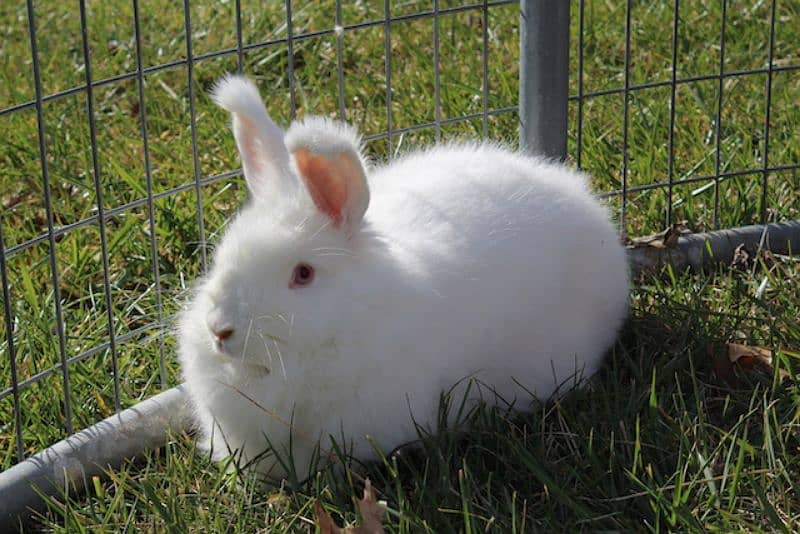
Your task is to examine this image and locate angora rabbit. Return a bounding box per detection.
[178,75,629,479]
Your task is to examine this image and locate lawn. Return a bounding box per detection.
[0,0,799,531]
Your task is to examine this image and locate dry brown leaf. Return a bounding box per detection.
[314,479,386,534]
[315,501,340,534]
[715,343,790,383]
[731,244,751,269]
[354,480,386,534]
[728,342,773,368]
[630,222,691,249]
[710,344,737,386]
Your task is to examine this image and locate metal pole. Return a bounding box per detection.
[0,386,193,531]
[519,0,570,160]
[628,221,800,277]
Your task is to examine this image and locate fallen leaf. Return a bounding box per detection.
[731,244,750,269]
[315,501,340,534]
[711,347,737,386]
[661,223,687,247]
[728,342,773,368]
[315,479,386,534]
[630,221,691,249]
[354,480,386,534]
[729,343,792,381]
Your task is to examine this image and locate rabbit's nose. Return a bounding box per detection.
[206,309,235,344]
[212,326,235,342]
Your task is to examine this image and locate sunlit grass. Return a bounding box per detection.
[0,0,798,530]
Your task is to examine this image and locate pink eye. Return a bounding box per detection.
[290,263,315,288]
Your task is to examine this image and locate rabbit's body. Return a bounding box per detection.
[178,76,629,479]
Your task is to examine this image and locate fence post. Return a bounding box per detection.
[519,0,570,160]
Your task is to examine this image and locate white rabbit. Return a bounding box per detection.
[177,75,629,480]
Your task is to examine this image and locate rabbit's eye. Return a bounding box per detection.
[290,263,315,288]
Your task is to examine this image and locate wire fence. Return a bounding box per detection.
[1,0,798,472]
[575,0,797,232]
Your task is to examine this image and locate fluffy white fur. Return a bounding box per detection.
[179,75,630,480]
[211,75,296,201]
[285,116,364,160]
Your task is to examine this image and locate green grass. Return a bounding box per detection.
[33,259,800,531]
[0,0,799,530]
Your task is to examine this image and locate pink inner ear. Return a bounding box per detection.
[237,116,265,177]
[294,148,348,226]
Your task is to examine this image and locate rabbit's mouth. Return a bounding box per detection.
[240,359,272,378]
[210,325,290,373]
[212,345,272,375]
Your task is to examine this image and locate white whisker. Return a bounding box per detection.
[241,317,254,361]
[295,215,311,232]
[259,332,274,367]
[272,339,287,380]
[274,313,291,327]
[309,220,332,240]
[311,246,354,255]
[315,252,354,258]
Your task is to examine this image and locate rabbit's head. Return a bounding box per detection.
[191,75,373,368]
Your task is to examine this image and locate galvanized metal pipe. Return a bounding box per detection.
[628,221,800,276]
[519,0,571,159]
[0,385,193,531]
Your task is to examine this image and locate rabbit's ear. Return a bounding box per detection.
[212,75,297,200]
[286,118,370,232]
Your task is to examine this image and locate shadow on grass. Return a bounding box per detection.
[35,264,800,532]
[316,265,800,531]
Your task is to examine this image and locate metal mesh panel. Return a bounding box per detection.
[0,0,797,470]
[570,0,797,237]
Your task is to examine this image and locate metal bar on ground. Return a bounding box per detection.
[0,386,193,531]
[628,221,800,277]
